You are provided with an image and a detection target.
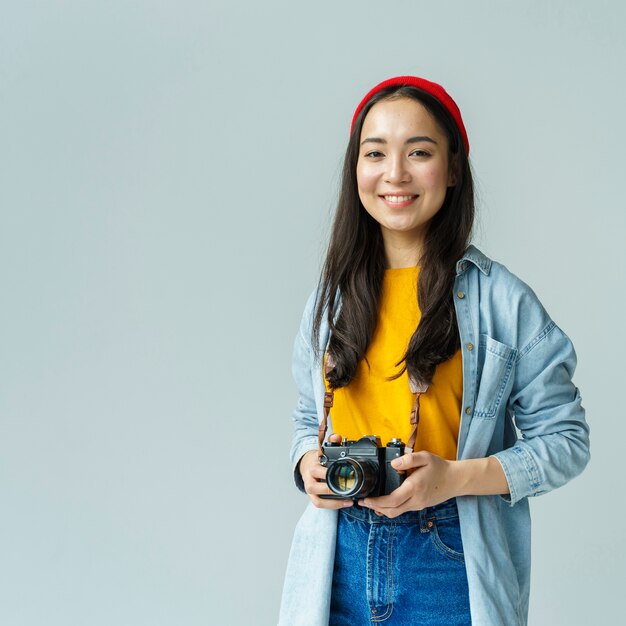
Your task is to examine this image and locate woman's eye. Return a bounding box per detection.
[410,149,430,157]
[364,151,384,158]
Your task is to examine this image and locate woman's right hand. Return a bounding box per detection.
[298,434,353,509]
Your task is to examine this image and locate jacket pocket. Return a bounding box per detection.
[473,335,517,419]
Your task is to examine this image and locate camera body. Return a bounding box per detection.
[319,435,405,500]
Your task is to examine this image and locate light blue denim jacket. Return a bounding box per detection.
[279,246,590,626]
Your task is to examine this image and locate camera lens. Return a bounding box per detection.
[326,458,378,498]
[334,464,357,491]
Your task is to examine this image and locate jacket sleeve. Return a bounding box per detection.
[289,291,323,493]
[492,321,590,507]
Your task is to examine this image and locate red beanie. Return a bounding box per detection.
[350,75,470,155]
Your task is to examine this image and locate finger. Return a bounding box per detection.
[362,485,412,510]
[309,464,329,480]
[375,500,414,519]
[310,494,353,510]
[306,480,335,496]
[391,451,431,471]
[328,433,343,443]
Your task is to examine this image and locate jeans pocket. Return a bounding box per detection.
[430,516,465,562]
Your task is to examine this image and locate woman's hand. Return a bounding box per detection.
[361,450,510,517]
[362,451,457,517]
[298,434,353,510]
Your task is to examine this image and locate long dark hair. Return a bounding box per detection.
[312,85,475,390]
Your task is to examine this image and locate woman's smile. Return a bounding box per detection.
[379,194,420,208]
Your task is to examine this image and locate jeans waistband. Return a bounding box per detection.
[340,497,459,525]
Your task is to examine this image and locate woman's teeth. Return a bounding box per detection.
[384,195,415,202]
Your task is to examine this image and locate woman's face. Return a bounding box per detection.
[356,97,455,251]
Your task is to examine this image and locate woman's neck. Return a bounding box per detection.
[381,229,423,269]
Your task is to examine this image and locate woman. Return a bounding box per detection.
[279,75,590,626]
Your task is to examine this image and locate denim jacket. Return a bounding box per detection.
[279,246,590,626]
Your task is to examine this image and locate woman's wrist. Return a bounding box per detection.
[448,456,510,497]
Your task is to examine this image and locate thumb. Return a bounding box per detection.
[328,433,343,443]
[392,451,430,470]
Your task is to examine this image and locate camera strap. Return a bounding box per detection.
[317,354,337,458]
[318,352,429,457]
[407,375,429,453]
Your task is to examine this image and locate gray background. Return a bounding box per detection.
[1,1,624,624]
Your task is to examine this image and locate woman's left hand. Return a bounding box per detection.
[362,451,458,517]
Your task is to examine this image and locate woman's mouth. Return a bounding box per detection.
[380,194,419,208]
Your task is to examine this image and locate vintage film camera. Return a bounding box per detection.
[319,436,406,500]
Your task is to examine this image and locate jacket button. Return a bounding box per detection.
[457,291,465,299]
[466,343,474,351]
[465,406,472,414]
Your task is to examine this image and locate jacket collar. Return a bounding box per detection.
[456,244,492,276]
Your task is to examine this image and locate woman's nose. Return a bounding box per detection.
[384,155,411,184]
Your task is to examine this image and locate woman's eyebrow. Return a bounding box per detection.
[360,135,438,146]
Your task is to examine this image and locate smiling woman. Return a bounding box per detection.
[356,97,455,267]
[279,75,590,626]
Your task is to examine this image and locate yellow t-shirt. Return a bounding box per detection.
[324,266,462,460]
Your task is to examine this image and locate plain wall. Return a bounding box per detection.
[1,1,624,624]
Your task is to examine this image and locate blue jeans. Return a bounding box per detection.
[329,498,471,625]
